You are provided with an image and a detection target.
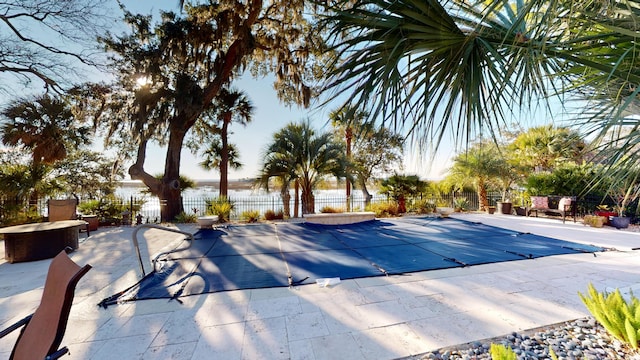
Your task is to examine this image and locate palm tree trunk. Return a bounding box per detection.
[280,184,291,218]
[294,179,299,218]
[478,178,488,211]
[220,117,230,197]
[301,180,315,214]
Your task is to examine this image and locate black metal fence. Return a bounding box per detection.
[6,190,636,224]
[79,191,486,222]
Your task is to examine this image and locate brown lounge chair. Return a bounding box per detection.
[0,249,91,360]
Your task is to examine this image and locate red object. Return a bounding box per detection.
[594,211,617,225]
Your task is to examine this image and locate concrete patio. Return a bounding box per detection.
[0,213,639,359]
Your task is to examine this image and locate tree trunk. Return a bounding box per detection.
[220,117,230,198]
[280,184,291,218]
[129,124,187,222]
[477,178,488,211]
[294,179,299,218]
[359,178,373,207]
[301,180,315,214]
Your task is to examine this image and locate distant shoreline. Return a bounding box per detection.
[119,178,257,190]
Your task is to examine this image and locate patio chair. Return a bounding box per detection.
[48,199,90,236]
[0,249,91,360]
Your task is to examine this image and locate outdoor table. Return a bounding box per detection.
[0,220,87,263]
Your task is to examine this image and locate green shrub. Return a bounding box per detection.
[489,344,517,360]
[320,206,344,213]
[366,201,399,217]
[78,197,143,223]
[411,199,436,214]
[174,211,198,223]
[264,209,284,221]
[579,283,640,349]
[453,197,469,211]
[241,210,261,223]
[206,197,234,222]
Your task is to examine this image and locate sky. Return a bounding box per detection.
[2,0,566,183]
[113,0,455,181]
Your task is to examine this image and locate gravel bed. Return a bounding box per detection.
[400,317,640,360]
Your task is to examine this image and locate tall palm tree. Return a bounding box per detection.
[207,87,254,197]
[330,106,404,206]
[259,120,349,214]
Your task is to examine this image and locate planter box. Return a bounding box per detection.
[304,212,375,225]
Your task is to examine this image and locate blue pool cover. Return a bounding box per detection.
[99,217,604,306]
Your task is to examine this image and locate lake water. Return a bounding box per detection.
[115,185,377,220]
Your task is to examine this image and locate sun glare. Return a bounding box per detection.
[136,76,150,87]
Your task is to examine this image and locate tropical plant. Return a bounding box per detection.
[453,197,469,212]
[330,106,405,207]
[489,344,517,360]
[320,206,344,213]
[259,120,349,214]
[321,0,640,197]
[446,142,506,210]
[207,197,234,222]
[1,94,92,165]
[366,201,399,218]
[240,210,261,223]
[196,87,253,197]
[411,199,437,214]
[174,211,198,223]
[579,283,640,349]
[88,2,328,221]
[509,126,587,173]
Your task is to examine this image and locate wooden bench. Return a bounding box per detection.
[527,196,577,223]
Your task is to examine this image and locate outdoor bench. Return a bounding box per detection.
[527,195,577,223]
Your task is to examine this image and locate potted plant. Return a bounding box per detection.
[594,204,617,225]
[453,197,469,212]
[496,199,512,215]
[607,170,640,230]
[610,206,631,229]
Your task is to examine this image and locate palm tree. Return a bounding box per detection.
[330,106,404,207]
[1,94,91,208]
[322,0,640,171]
[259,120,349,214]
[1,94,91,165]
[509,125,586,172]
[446,142,507,211]
[199,139,243,181]
[207,87,254,197]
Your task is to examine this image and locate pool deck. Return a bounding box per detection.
[0,213,639,359]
